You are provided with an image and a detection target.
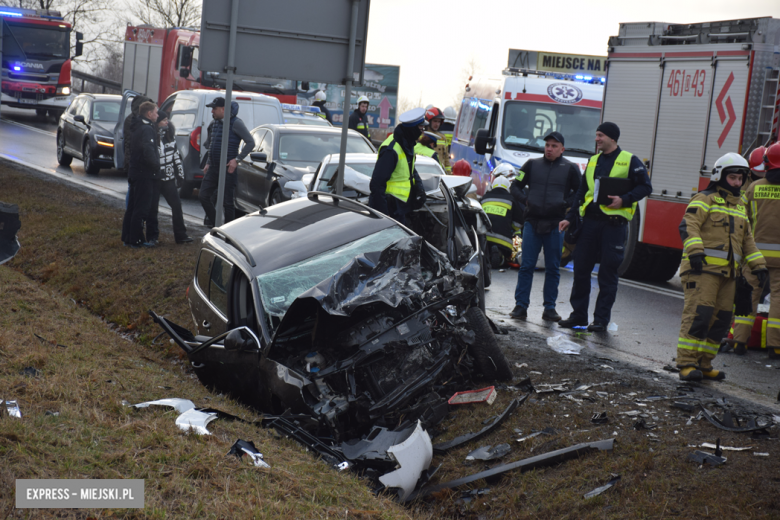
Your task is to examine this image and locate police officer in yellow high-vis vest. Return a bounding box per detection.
[558,122,652,332]
[369,108,427,224]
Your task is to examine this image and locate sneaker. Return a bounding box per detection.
[509,305,527,319]
[679,367,703,381]
[147,239,159,247]
[734,342,747,356]
[176,236,194,244]
[701,368,726,381]
[587,322,607,332]
[542,309,561,322]
[558,317,587,329]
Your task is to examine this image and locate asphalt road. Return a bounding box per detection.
[1,105,778,407]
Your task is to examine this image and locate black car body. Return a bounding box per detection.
[235,124,375,211]
[152,186,511,442]
[56,93,121,174]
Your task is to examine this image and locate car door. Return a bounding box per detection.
[74,98,92,157]
[189,248,231,337]
[238,129,270,210]
[113,89,141,169]
[62,97,84,153]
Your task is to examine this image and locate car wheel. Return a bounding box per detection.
[464,307,513,381]
[269,186,283,206]
[56,132,73,166]
[83,142,100,175]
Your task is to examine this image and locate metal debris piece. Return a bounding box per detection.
[456,488,491,504]
[407,438,615,501]
[20,367,40,377]
[0,202,21,265]
[262,415,347,467]
[433,397,524,455]
[131,398,196,414]
[517,432,542,443]
[618,410,641,417]
[466,443,511,461]
[515,363,528,369]
[44,411,59,416]
[591,412,609,424]
[228,439,270,468]
[633,418,657,430]
[662,365,680,373]
[175,409,217,435]
[672,402,696,413]
[516,376,535,393]
[3,400,22,418]
[448,386,497,405]
[699,404,772,435]
[700,442,751,452]
[535,383,568,393]
[688,450,726,467]
[754,452,769,457]
[584,474,620,499]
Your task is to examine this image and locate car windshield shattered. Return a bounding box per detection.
[257,227,409,320]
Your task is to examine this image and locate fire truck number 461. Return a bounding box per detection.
[667,69,706,97]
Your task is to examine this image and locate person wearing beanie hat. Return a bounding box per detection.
[369,108,427,224]
[558,122,653,332]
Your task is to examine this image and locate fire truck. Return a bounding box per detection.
[602,17,780,282]
[0,7,82,117]
[122,25,298,104]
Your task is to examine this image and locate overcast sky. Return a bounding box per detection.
[365,0,780,110]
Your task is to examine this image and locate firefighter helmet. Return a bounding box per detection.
[765,142,780,171]
[748,146,767,176]
[425,107,445,122]
[492,162,517,179]
[357,95,369,105]
[492,175,511,191]
[452,159,472,177]
[711,152,749,182]
[314,91,327,102]
[443,106,457,124]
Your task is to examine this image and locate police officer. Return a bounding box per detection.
[482,164,523,269]
[676,153,767,381]
[424,107,452,173]
[414,132,441,164]
[510,132,581,322]
[729,147,768,355]
[559,122,652,331]
[369,108,427,224]
[348,95,371,139]
[741,143,780,360]
[312,91,332,124]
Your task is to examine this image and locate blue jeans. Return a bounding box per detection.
[514,222,563,310]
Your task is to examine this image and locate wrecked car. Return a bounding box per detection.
[152,184,512,442]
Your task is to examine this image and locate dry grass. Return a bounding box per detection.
[1,162,780,519]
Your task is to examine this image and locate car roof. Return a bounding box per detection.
[176,89,279,103]
[255,124,364,136]
[320,153,439,166]
[79,94,122,101]
[208,196,404,275]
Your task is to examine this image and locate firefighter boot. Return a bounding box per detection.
[701,368,726,381]
[769,348,780,360]
[679,367,703,382]
[734,342,747,356]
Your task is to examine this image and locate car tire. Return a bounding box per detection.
[464,307,513,381]
[83,142,100,175]
[56,132,73,166]
[269,186,283,206]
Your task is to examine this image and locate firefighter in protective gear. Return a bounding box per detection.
[312,91,332,123]
[414,132,441,164]
[369,108,427,224]
[677,153,767,381]
[730,147,769,354]
[482,174,523,269]
[425,107,452,173]
[348,95,371,139]
[738,143,780,359]
[441,106,457,148]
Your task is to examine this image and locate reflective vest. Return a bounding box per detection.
[414,143,435,158]
[316,112,327,119]
[482,189,517,251]
[356,121,370,138]
[580,151,636,221]
[379,136,415,203]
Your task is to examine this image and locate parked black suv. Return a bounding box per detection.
[56,93,121,175]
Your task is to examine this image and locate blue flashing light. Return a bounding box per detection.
[575,75,584,80]
[0,10,24,17]
[13,66,21,72]
[600,77,606,83]
[583,76,593,81]
[281,103,320,114]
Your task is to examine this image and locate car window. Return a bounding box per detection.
[159,94,176,115]
[254,103,280,126]
[209,255,233,316]
[172,95,198,112]
[78,99,91,120]
[67,97,84,116]
[416,163,444,176]
[196,249,215,295]
[278,134,373,162]
[252,129,268,152]
[262,131,274,154]
[171,113,196,129]
[316,162,375,191]
[91,100,121,122]
[257,227,410,320]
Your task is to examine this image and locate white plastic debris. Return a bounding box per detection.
[754,452,769,457]
[700,443,752,452]
[378,421,433,502]
[131,398,196,414]
[175,409,218,435]
[546,335,583,355]
[607,322,618,332]
[2,400,22,418]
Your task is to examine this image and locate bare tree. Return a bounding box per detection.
[79,43,122,93]
[129,0,201,28]
[396,93,425,115]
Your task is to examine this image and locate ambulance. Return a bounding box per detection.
[451,49,606,196]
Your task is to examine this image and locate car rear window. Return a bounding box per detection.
[257,227,409,320]
[278,134,374,162]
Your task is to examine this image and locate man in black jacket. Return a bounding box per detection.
[121,101,160,248]
[509,132,581,322]
[348,95,371,139]
[558,122,652,331]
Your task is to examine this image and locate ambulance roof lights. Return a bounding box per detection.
[0,10,24,17]
[281,103,321,114]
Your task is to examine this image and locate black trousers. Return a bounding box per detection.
[121,177,154,245]
[147,180,188,241]
[569,217,627,324]
[198,168,236,226]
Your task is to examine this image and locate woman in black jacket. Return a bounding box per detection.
[147,110,192,245]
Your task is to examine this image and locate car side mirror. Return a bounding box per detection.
[250,152,268,163]
[179,67,190,79]
[474,129,495,155]
[74,32,84,58]
[74,115,85,123]
[224,327,261,351]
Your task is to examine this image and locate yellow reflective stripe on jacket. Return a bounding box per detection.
[688,200,748,220]
[486,232,513,250]
[580,150,636,220]
[734,315,755,326]
[481,198,512,209]
[379,135,414,202]
[683,236,703,252]
[768,318,780,329]
[745,251,766,262]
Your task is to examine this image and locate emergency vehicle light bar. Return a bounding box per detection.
[0,7,63,19]
[503,68,605,84]
[281,103,321,114]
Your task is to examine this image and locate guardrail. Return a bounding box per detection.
[71,70,121,94]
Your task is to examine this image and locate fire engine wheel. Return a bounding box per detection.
[83,143,100,175]
[56,132,72,166]
[618,207,682,282]
[464,307,513,381]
